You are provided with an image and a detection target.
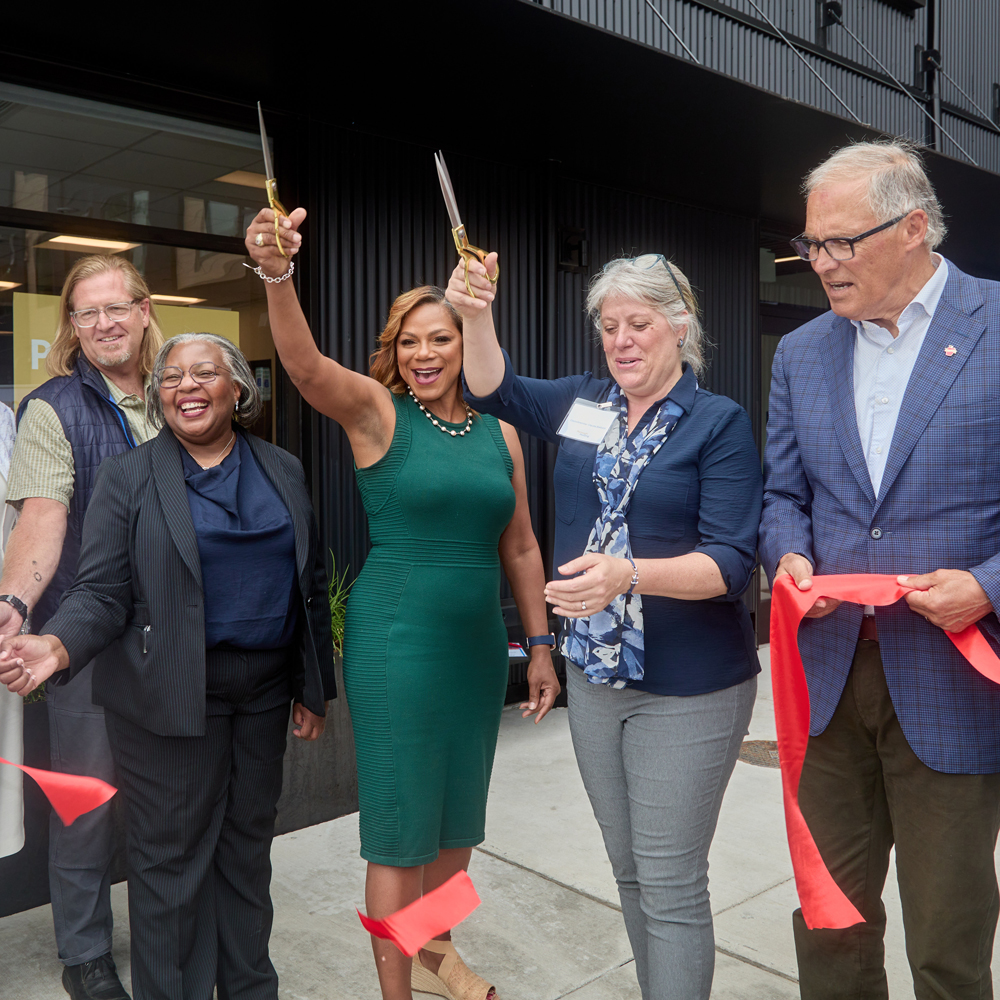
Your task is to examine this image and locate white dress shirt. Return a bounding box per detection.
[853,254,949,612]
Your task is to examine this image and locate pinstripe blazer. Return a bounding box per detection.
[45,426,336,738]
[759,259,1000,774]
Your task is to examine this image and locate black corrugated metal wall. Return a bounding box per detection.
[535,0,1000,174]
[283,120,759,592]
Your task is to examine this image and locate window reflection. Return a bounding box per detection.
[0,83,267,236]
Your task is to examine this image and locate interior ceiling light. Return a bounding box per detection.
[0,281,21,291]
[215,170,268,189]
[149,294,206,305]
[44,235,140,253]
[774,255,803,264]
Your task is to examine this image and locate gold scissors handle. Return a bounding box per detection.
[453,225,499,299]
[266,178,289,259]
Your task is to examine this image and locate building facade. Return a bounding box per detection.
[1,0,999,912]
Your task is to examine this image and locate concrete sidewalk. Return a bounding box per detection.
[3,647,998,998]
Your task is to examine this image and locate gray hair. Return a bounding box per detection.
[147,332,263,427]
[803,139,947,249]
[586,257,706,376]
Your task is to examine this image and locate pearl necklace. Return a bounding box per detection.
[408,388,473,437]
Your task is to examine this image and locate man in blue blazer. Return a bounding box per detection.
[760,140,1000,999]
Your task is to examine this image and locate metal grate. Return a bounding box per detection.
[739,739,781,768]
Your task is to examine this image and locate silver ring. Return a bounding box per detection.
[581,601,587,611]
[254,232,265,247]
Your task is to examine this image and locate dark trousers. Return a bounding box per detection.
[47,660,116,965]
[795,639,1000,1000]
[104,647,292,1000]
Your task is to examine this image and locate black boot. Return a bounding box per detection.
[62,954,131,1000]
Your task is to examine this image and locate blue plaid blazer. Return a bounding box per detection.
[759,260,1000,774]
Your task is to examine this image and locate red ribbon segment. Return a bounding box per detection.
[0,756,117,826]
[770,574,1000,930]
[357,870,481,956]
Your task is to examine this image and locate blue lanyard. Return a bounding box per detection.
[106,394,137,449]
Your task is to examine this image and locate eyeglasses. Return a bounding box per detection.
[69,299,141,327]
[155,363,229,388]
[622,254,688,308]
[789,215,907,262]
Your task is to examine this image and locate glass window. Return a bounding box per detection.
[0,82,268,237]
[0,86,278,441]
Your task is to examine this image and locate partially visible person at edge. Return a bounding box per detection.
[759,139,1000,999]
[0,402,25,863]
[244,207,561,1000]
[454,250,762,1000]
[0,254,163,1000]
[1,332,335,1000]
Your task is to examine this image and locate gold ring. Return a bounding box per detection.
[255,233,265,247]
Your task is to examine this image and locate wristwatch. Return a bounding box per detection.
[526,633,556,647]
[0,594,31,634]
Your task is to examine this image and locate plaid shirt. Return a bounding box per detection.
[760,259,1000,774]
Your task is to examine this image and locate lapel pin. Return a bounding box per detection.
[945,344,957,357]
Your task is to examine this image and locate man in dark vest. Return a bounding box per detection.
[0,255,162,1000]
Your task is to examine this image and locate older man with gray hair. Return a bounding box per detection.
[760,139,1000,998]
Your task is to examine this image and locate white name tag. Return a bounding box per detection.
[557,397,619,444]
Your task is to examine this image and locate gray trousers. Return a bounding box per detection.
[567,664,756,1000]
[47,661,116,965]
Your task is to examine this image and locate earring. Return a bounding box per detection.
[234,397,240,413]
[678,338,685,347]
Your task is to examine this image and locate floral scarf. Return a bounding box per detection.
[560,384,685,687]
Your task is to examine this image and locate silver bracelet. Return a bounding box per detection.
[625,556,639,595]
[243,260,295,283]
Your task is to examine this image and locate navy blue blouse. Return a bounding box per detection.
[465,351,762,696]
[181,433,299,650]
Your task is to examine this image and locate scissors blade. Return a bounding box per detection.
[257,102,276,182]
[434,151,464,232]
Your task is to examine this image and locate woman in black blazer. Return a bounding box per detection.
[0,332,336,1000]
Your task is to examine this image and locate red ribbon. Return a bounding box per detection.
[770,573,1000,929]
[0,756,117,826]
[357,870,481,956]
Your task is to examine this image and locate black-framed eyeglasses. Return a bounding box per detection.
[790,215,907,262]
[69,299,141,328]
[155,363,229,389]
[616,253,688,307]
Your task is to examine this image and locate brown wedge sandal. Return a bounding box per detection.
[410,939,497,1000]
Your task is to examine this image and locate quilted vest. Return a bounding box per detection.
[16,356,138,630]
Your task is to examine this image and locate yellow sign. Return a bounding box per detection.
[12,293,240,407]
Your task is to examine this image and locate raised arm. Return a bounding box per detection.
[245,208,395,466]
[445,253,505,397]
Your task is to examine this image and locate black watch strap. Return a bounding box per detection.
[0,594,30,631]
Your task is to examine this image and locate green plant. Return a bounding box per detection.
[24,682,46,704]
[328,552,353,655]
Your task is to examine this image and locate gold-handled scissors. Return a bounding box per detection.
[434,151,498,298]
[257,102,289,258]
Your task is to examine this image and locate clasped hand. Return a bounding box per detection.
[775,554,993,630]
[445,254,499,319]
[544,552,634,619]
[244,207,306,277]
[0,634,65,695]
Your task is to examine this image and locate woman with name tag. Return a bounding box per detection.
[451,252,762,1000]
[242,207,560,1000]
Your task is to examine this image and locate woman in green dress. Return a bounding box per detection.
[245,208,560,1000]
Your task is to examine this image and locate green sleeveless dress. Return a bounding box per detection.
[343,391,515,866]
